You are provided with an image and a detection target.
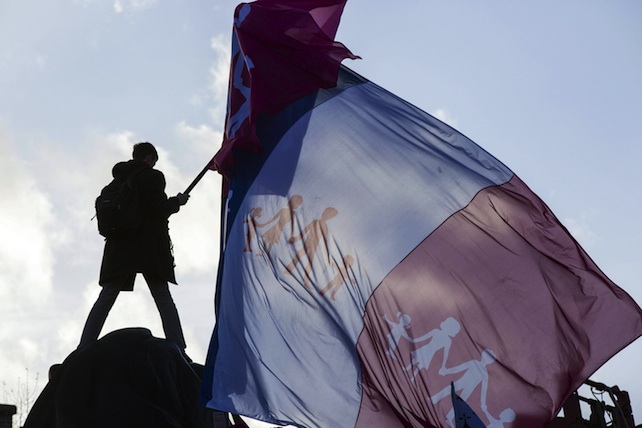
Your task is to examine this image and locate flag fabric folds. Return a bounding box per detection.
[201,2,642,427]
[211,0,358,175]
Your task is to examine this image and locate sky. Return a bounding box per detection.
[1,0,641,426]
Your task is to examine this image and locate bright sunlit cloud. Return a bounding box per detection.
[207,34,232,123]
[431,108,458,128]
[563,216,598,248]
[0,132,56,305]
[113,0,158,14]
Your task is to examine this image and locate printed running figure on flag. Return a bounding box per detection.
[200,1,642,427]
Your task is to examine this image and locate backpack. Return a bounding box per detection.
[95,168,144,238]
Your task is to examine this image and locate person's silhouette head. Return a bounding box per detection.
[133,142,158,166]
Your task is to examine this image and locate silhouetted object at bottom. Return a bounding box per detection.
[0,404,16,428]
[548,379,638,428]
[24,328,210,428]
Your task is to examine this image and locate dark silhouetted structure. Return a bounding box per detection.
[548,380,638,428]
[0,404,16,428]
[24,328,209,428]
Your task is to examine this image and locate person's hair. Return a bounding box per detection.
[132,142,158,161]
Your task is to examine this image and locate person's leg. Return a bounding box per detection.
[143,273,186,350]
[78,283,120,348]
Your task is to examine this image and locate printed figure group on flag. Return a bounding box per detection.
[243,195,355,300]
[384,313,515,427]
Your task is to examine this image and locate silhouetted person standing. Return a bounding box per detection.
[79,142,189,353]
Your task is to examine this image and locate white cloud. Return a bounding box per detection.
[209,35,231,99]
[0,128,62,421]
[431,108,458,128]
[32,130,134,245]
[163,36,228,275]
[562,215,598,248]
[175,121,223,163]
[159,122,223,274]
[113,0,158,14]
[0,131,56,305]
[207,34,232,123]
[170,173,221,274]
[185,34,229,127]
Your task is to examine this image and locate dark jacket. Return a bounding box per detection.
[99,159,181,290]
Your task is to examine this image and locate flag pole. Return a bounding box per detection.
[183,156,216,195]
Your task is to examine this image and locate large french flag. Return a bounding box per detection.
[201,2,642,427]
